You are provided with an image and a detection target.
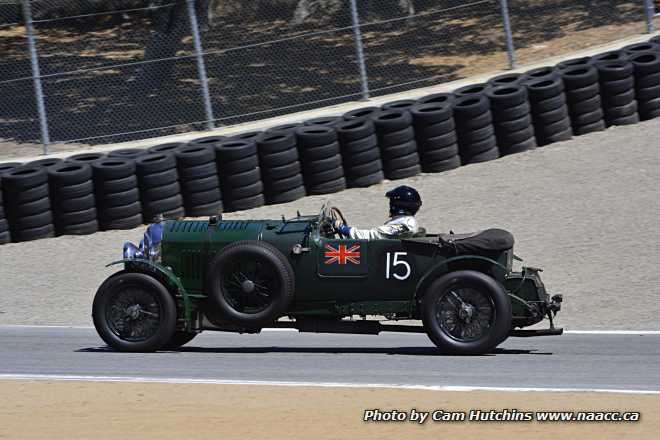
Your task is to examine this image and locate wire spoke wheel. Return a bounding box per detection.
[106,286,162,342]
[435,286,495,342]
[220,255,281,315]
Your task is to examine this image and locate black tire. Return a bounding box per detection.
[268,174,305,193]
[99,201,142,220]
[453,95,490,119]
[384,152,420,170]
[182,188,219,205]
[180,174,221,193]
[557,56,591,70]
[226,181,264,199]
[5,183,49,204]
[216,140,258,161]
[342,106,381,121]
[526,78,564,100]
[225,193,266,211]
[457,125,495,144]
[385,164,421,180]
[108,148,148,159]
[100,213,144,230]
[175,145,216,167]
[228,131,264,142]
[267,123,303,134]
[634,71,660,88]
[95,175,138,194]
[185,200,223,217]
[379,126,415,146]
[454,111,492,132]
[220,155,259,174]
[57,219,99,235]
[591,50,627,65]
[257,133,296,154]
[381,140,418,159]
[411,103,453,125]
[67,153,106,165]
[602,88,635,107]
[571,108,604,126]
[540,127,573,145]
[599,76,634,94]
[304,166,344,185]
[164,331,197,350]
[491,102,530,122]
[422,143,459,162]
[488,72,525,87]
[299,142,341,161]
[621,42,659,56]
[11,223,55,242]
[92,272,177,352]
[522,66,560,82]
[373,110,412,132]
[569,94,602,114]
[604,100,638,118]
[260,148,299,168]
[565,83,600,102]
[636,84,660,101]
[381,99,416,111]
[148,142,186,155]
[54,193,96,213]
[486,85,527,108]
[336,119,375,142]
[307,177,346,195]
[419,131,458,151]
[178,162,218,180]
[266,186,306,204]
[538,117,572,136]
[414,118,455,138]
[344,146,381,166]
[595,61,633,81]
[55,207,97,225]
[495,114,533,132]
[454,83,491,97]
[13,209,53,230]
[225,167,263,187]
[346,171,384,188]
[0,162,23,175]
[422,155,461,173]
[48,162,92,187]
[500,136,537,155]
[136,154,176,175]
[607,113,640,125]
[417,92,455,106]
[93,159,136,180]
[302,154,342,174]
[15,197,51,217]
[25,158,63,169]
[462,147,500,164]
[631,52,660,76]
[459,136,497,157]
[573,119,607,135]
[346,160,383,177]
[141,182,181,202]
[340,134,379,154]
[295,126,337,146]
[138,169,178,188]
[187,135,226,148]
[498,126,535,145]
[2,166,48,190]
[421,270,512,355]
[207,240,295,326]
[55,180,94,200]
[530,94,567,114]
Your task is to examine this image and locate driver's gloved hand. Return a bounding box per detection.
[335,221,351,237]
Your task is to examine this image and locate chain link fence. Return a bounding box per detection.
[0,0,658,157]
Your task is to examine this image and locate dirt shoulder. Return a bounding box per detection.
[0,380,656,440]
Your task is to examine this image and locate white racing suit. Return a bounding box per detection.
[344,215,419,240]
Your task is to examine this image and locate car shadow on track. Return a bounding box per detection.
[77,346,553,356]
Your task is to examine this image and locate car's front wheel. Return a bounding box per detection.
[421,270,511,355]
[92,272,177,352]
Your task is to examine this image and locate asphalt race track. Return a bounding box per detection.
[1,326,659,392]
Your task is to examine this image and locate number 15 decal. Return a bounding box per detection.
[385,252,411,280]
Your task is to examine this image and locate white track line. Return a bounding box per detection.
[0,373,658,395]
[2,325,660,334]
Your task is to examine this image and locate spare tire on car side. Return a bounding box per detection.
[206,240,295,326]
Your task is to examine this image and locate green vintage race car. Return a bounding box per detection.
[92,202,563,354]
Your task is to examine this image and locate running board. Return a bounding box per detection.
[268,321,426,335]
[509,328,564,337]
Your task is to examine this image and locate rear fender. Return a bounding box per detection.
[106,259,193,330]
[412,255,508,305]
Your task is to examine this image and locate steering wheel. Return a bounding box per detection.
[329,206,349,238]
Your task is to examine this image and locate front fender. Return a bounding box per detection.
[106,259,193,330]
[412,255,508,304]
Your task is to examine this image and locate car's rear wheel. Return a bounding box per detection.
[421,270,511,354]
[92,272,177,352]
[207,241,295,326]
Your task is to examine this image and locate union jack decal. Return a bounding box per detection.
[324,243,361,265]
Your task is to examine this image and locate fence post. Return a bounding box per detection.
[186,0,215,130]
[349,0,370,101]
[644,0,655,34]
[21,0,51,154]
[499,0,516,70]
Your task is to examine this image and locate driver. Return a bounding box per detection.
[335,185,422,239]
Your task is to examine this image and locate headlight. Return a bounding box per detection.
[122,221,164,262]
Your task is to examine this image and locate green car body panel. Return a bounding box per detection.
[113,210,560,334]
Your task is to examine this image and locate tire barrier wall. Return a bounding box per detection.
[4,38,660,243]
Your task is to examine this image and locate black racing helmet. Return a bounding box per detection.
[386,185,422,216]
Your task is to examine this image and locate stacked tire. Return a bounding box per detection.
[1,166,54,242]
[342,106,381,122]
[410,100,461,172]
[525,76,573,146]
[595,60,639,126]
[175,145,223,217]
[523,66,560,83]
[48,163,98,235]
[215,139,265,211]
[108,148,148,160]
[335,119,384,188]
[453,94,499,164]
[93,158,143,230]
[67,153,106,165]
[561,65,606,135]
[295,126,346,195]
[148,142,186,155]
[303,116,342,127]
[381,99,417,111]
[487,85,537,155]
[135,154,184,222]
[630,51,660,120]
[372,110,421,179]
[488,72,525,87]
[257,132,306,204]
